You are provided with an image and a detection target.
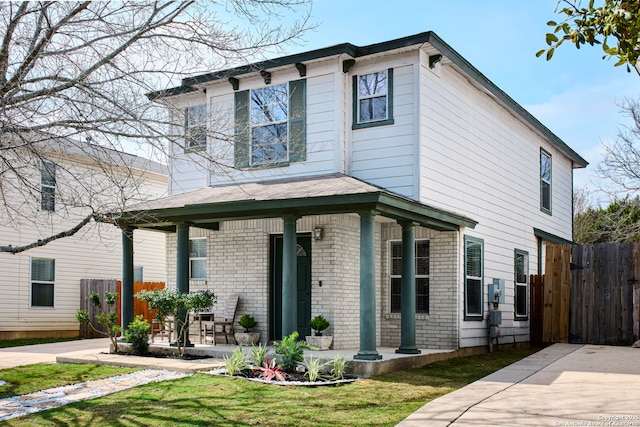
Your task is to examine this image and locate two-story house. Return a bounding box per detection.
[0,136,168,339]
[119,31,587,358]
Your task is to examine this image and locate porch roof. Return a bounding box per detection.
[119,173,477,232]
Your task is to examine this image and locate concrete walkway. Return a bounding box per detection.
[397,343,640,427]
[0,338,113,369]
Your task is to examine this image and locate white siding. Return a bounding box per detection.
[350,56,418,198]
[0,156,167,337]
[420,58,575,347]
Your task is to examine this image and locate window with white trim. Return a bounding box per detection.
[353,69,394,129]
[185,104,207,151]
[514,249,528,319]
[31,257,55,307]
[390,240,429,314]
[540,149,552,213]
[464,236,483,320]
[250,84,289,165]
[134,266,144,282]
[189,238,207,280]
[40,161,56,212]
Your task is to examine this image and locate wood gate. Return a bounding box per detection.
[79,279,165,338]
[533,243,640,346]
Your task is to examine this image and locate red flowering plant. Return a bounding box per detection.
[254,357,287,382]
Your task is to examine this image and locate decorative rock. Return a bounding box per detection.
[632,340,640,348]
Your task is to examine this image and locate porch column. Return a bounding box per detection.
[396,221,421,354]
[282,215,299,337]
[175,222,192,347]
[121,227,134,336]
[354,211,382,360]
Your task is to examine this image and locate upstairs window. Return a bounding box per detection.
[464,236,483,320]
[40,161,56,212]
[234,79,306,168]
[540,149,552,214]
[390,240,429,314]
[353,69,394,129]
[185,104,207,151]
[251,84,289,165]
[189,238,207,280]
[31,257,55,307]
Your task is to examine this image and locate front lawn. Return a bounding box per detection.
[0,346,537,426]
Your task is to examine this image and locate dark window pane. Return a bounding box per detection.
[41,186,55,212]
[516,284,527,317]
[359,71,387,96]
[416,278,429,314]
[251,123,288,165]
[359,96,387,122]
[466,241,481,277]
[32,283,54,307]
[189,239,206,258]
[391,277,401,313]
[416,241,429,275]
[541,152,551,181]
[466,278,482,315]
[541,181,551,210]
[32,258,55,281]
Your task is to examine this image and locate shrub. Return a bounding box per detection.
[254,357,287,382]
[76,291,121,353]
[302,356,327,382]
[329,354,347,380]
[125,315,150,355]
[238,314,257,332]
[273,331,310,373]
[309,315,330,335]
[251,343,269,368]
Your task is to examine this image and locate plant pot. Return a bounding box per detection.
[305,335,333,350]
[234,332,260,346]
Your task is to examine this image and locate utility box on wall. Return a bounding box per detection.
[488,278,505,306]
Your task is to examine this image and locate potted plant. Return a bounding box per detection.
[235,314,260,345]
[306,315,333,350]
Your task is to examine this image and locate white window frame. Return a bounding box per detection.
[389,239,429,314]
[40,160,56,212]
[357,70,389,124]
[514,249,529,320]
[540,149,552,214]
[250,83,289,166]
[464,236,483,320]
[185,104,207,151]
[30,257,55,308]
[189,238,207,280]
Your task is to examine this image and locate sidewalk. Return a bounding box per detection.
[0,338,112,369]
[397,344,640,427]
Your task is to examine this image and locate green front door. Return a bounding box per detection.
[270,234,312,340]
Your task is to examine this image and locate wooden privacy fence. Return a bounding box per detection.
[538,243,640,346]
[79,279,165,338]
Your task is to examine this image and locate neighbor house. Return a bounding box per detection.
[0,136,167,339]
[119,31,586,357]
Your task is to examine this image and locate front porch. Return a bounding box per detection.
[118,174,477,360]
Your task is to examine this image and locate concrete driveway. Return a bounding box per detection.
[398,343,640,426]
[0,338,111,369]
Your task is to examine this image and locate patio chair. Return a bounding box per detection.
[150,315,175,343]
[201,294,239,345]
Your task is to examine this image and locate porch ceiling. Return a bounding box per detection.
[119,173,477,232]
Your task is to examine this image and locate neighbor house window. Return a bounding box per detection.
[234,79,306,168]
[464,236,483,320]
[185,104,207,151]
[390,240,429,314]
[514,250,528,319]
[353,69,394,129]
[31,257,55,307]
[540,149,552,213]
[40,161,56,212]
[189,238,207,280]
[134,266,144,282]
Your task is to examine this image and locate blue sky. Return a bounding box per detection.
[279,0,640,202]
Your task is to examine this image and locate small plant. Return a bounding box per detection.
[136,288,216,358]
[309,315,330,336]
[250,343,269,368]
[76,291,121,353]
[254,357,287,382]
[238,314,257,332]
[124,315,150,356]
[224,347,249,376]
[273,331,310,373]
[302,356,328,382]
[329,354,347,380]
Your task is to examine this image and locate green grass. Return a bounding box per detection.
[0,337,78,349]
[0,364,141,398]
[1,346,537,426]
